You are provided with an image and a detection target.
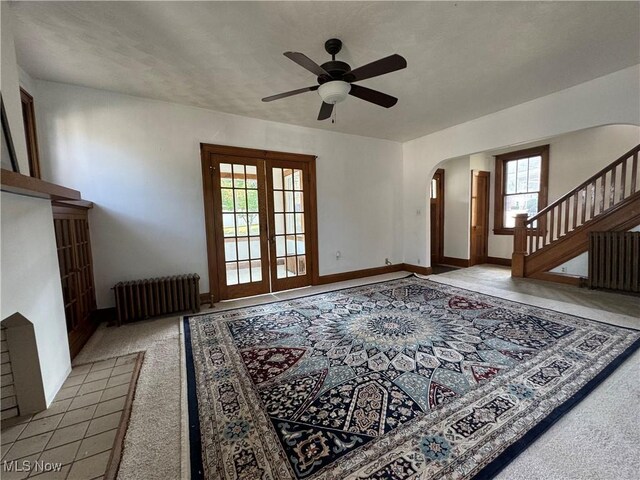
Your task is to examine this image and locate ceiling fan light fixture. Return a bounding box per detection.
[318,80,351,104]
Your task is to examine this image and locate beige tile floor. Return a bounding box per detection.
[0,353,139,480]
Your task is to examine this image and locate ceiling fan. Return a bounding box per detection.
[262,38,407,121]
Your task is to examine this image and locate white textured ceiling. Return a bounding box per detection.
[10,1,640,142]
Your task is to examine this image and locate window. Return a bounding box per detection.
[20,88,41,178]
[494,145,549,234]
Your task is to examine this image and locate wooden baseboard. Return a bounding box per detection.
[316,264,404,285]
[200,292,212,305]
[440,257,470,268]
[486,256,512,267]
[528,271,584,287]
[402,263,432,275]
[201,264,433,302]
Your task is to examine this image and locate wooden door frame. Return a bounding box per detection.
[430,169,445,265]
[469,170,490,266]
[200,143,319,303]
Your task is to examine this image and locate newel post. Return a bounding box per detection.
[511,213,529,277]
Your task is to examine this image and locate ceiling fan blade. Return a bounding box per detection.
[262,85,319,102]
[284,52,330,77]
[349,84,398,108]
[318,102,334,121]
[345,54,407,82]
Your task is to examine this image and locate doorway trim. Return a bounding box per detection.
[200,143,319,303]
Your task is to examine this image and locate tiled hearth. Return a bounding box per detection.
[1,353,141,480]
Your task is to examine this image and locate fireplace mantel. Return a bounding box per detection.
[1,169,80,200]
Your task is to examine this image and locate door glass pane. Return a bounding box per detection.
[293,170,302,190]
[222,214,235,237]
[221,189,234,212]
[298,255,307,275]
[297,237,306,255]
[273,191,284,212]
[248,215,260,235]
[224,238,237,261]
[236,214,248,235]
[284,191,294,212]
[246,190,259,213]
[246,165,258,188]
[287,256,297,277]
[295,213,304,233]
[285,213,295,234]
[294,192,304,212]
[238,261,251,284]
[275,214,285,234]
[226,262,238,285]
[273,168,283,190]
[251,260,262,282]
[276,236,286,257]
[235,190,247,211]
[237,237,249,261]
[233,164,245,188]
[284,169,294,189]
[276,257,286,279]
[249,237,261,259]
[286,235,296,255]
[220,164,233,187]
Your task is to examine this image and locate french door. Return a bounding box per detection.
[201,144,317,301]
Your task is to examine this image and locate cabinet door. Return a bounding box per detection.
[54,218,80,333]
[53,206,97,358]
[73,218,96,324]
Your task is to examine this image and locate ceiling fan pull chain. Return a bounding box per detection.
[332,105,336,124]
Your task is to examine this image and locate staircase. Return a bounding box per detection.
[512,144,640,283]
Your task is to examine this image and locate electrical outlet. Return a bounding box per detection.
[561,267,567,273]
[336,251,341,260]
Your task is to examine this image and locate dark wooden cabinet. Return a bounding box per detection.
[52,201,97,359]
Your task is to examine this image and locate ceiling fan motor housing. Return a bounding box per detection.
[318,81,351,104]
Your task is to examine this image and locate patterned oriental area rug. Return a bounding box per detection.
[183,276,640,480]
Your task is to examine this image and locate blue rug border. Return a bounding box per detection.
[183,318,204,480]
[182,275,640,479]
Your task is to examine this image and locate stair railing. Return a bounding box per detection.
[512,144,640,276]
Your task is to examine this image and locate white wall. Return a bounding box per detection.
[34,81,404,307]
[403,65,640,267]
[441,156,471,259]
[1,193,71,406]
[484,125,640,259]
[429,125,640,263]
